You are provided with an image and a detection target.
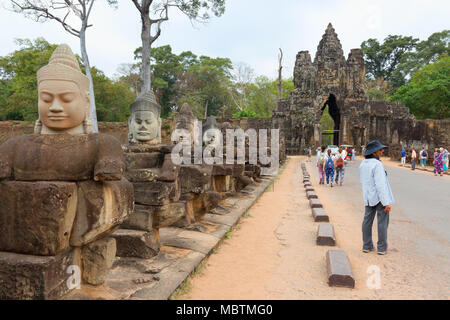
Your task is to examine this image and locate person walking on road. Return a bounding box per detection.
[324,149,335,187]
[335,147,346,186]
[434,148,444,176]
[317,146,326,184]
[359,140,394,255]
[306,147,311,162]
[420,147,428,168]
[442,148,448,172]
[400,148,406,166]
[411,148,417,171]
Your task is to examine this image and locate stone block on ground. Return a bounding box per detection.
[306,191,318,199]
[326,249,355,288]
[316,224,336,246]
[70,179,134,247]
[305,186,314,192]
[0,249,79,300]
[304,182,312,187]
[312,208,329,222]
[159,227,220,255]
[0,181,78,256]
[309,198,323,209]
[111,229,160,259]
[81,237,116,285]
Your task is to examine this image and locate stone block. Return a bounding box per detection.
[316,224,336,246]
[124,152,164,170]
[133,180,180,206]
[312,208,329,222]
[213,175,232,193]
[304,182,312,187]
[232,164,245,177]
[326,249,355,288]
[0,134,125,181]
[111,229,160,259]
[305,186,314,192]
[309,198,323,208]
[0,249,79,300]
[70,179,134,247]
[121,204,157,232]
[81,237,116,285]
[212,164,233,176]
[0,181,78,256]
[179,165,212,194]
[306,191,318,199]
[154,202,187,228]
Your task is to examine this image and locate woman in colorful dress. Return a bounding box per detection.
[324,149,335,187]
[433,148,444,176]
[442,148,448,172]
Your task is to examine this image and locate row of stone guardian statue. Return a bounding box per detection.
[0,44,267,299]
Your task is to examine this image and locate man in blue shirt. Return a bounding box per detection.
[400,148,406,166]
[359,140,395,255]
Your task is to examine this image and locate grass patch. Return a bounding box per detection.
[225,229,232,239]
[244,211,253,218]
[169,258,209,300]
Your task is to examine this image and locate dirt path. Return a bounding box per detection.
[177,156,448,299]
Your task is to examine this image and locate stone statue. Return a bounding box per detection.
[173,103,199,146]
[202,116,221,148]
[0,44,133,299]
[34,44,92,135]
[128,90,161,144]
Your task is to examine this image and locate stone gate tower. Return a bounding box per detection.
[273,23,414,154]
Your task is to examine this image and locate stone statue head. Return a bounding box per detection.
[174,103,198,145]
[202,116,221,148]
[128,90,161,144]
[35,44,92,134]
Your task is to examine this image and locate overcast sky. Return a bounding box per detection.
[0,0,449,80]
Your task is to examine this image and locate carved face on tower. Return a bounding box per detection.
[202,116,221,148]
[128,90,161,144]
[36,44,91,134]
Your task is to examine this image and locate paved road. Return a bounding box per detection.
[336,159,450,262]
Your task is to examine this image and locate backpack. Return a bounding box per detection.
[318,153,325,165]
[336,155,344,168]
[422,150,427,157]
[326,157,334,169]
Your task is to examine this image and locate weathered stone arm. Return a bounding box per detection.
[0,138,15,180]
[94,134,126,181]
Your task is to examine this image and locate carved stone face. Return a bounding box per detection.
[130,110,159,142]
[38,80,86,132]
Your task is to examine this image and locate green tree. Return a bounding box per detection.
[361,35,419,84]
[91,67,135,122]
[0,38,135,122]
[0,38,57,120]
[389,54,450,119]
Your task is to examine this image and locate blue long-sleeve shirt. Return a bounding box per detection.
[359,158,395,207]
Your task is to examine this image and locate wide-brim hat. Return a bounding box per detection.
[364,140,387,156]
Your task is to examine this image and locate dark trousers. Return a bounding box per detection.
[362,202,390,252]
[411,159,416,170]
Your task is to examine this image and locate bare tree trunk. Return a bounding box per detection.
[204,100,209,118]
[278,48,283,99]
[80,26,98,132]
[140,15,152,94]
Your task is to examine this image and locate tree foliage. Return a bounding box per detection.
[0,38,135,122]
[389,53,450,119]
